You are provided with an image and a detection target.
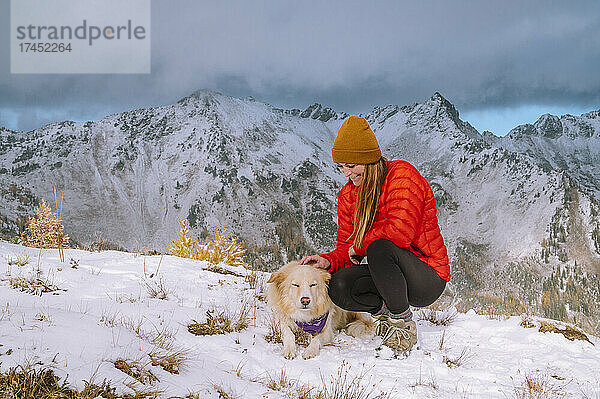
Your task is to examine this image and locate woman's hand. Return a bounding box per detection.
[348,247,361,264]
[299,255,330,270]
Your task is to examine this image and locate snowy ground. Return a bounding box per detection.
[1,240,599,398]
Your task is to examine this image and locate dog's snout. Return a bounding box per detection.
[301,297,311,306]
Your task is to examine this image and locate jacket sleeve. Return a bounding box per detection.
[320,189,354,273]
[353,174,425,257]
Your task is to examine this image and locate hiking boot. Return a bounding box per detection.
[376,317,418,355]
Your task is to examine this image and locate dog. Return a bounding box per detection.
[266,261,374,359]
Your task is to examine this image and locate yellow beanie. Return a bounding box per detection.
[331,116,381,164]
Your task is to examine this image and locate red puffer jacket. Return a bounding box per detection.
[321,160,450,282]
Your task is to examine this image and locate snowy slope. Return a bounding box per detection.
[1,241,599,398]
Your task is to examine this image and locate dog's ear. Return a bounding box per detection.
[267,270,283,285]
[318,269,331,284]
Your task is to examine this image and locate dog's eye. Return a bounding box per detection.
[291,283,300,287]
[310,283,317,287]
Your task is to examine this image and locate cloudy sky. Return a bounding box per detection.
[1,0,599,136]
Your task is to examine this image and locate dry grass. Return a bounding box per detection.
[142,276,172,300]
[6,254,29,267]
[121,381,163,399]
[260,362,390,399]
[266,370,294,392]
[113,359,158,385]
[418,308,457,326]
[212,383,239,399]
[188,303,251,336]
[438,330,447,350]
[0,302,11,321]
[263,370,323,399]
[0,364,75,398]
[99,313,176,351]
[112,292,141,303]
[409,367,439,392]
[264,315,312,347]
[538,321,592,344]
[520,314,536,328]
[443,347,473,368]
[319,361,391,399]
[247,270,267,303]
[148,348,189,374]
[204,264,245,277]
[510,371,569,399]
[8,273,63,296]
[0,364,135,399]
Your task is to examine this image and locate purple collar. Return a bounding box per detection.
[296,312,328,335]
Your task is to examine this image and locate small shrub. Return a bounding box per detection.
[168,218,248,267]
[20,197,70,249]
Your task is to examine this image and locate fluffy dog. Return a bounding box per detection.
[266,261,374,359]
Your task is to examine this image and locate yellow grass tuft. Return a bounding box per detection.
[188,304,250,336]
[113,359,158,385]
[538,321,592,344]
[148,348,189,375]
[510,371,569,399]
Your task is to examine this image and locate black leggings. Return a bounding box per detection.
[329,239,446,314]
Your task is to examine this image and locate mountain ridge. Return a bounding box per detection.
[2,89,600,332]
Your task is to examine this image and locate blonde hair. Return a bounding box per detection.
[352,157,388,248]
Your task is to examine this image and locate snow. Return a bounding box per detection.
[1,240,599,398]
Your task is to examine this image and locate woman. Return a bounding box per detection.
[300,115,450,355]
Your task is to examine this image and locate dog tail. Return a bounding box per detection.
[346,313,376,337]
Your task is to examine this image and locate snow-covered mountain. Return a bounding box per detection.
[1,89,600,330]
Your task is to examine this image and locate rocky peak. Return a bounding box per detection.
[176,88,224,107]
[425,92,461,125]
[298,103,347,122]
[534,113,563,139]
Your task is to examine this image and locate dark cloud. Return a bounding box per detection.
[1,0,600,132]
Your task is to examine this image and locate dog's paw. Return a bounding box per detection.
[302,344,320,359]
[282,346,297,359]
